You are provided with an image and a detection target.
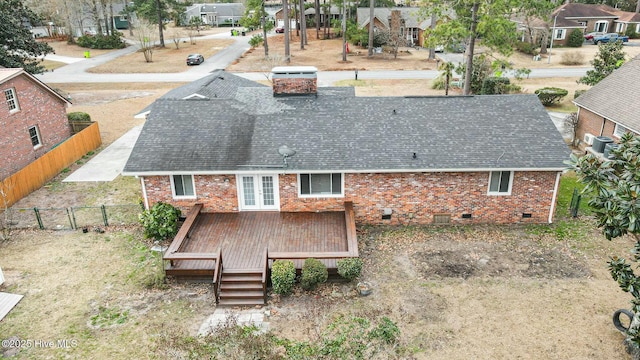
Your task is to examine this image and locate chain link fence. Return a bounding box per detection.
[1,204,141,230]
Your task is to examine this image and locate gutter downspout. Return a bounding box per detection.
[599,117,606,136]
[548,171,561,224]
[140,176,149,210]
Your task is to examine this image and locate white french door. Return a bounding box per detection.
[238,174,279,211]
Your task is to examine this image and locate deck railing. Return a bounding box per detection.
[213,248,223,301]
[164,203,204,265]
[262,247,268,304]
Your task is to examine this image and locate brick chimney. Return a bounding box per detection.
[271,66,318,96]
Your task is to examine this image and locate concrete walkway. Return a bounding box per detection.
[198,308,269,336]
[63,126,142,182]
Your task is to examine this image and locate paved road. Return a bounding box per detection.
[36,32,591,85]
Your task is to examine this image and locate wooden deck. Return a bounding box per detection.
[165,207,356,275]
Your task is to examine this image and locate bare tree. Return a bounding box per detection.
[564,112,579,147]
[170,28,184,49]
[133,18,158,62]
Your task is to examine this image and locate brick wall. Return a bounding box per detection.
[0,74,70,179]
[143,174,239,214]
[272,77,317,96]
[142,171,560,225]
[576,106,626,150]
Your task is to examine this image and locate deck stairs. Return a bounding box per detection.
[217,268,266,307]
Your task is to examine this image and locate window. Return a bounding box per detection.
[595,21,608,33]
[488,171,513,195]
[299,173,342,196]
[614,123,630,138]
[554,29,566,40]
[28,126,41,148]
[4,88,19,112]
[636,24,640,33]
[171,175,195,198]
[616,23,624,33]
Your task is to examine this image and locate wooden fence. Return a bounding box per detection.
[0,122,102,208]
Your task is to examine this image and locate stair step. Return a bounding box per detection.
[220,282,263,290]
[221,274,263,282]
[219,290,264,299]
[223,268,262,275]
[218,298,265,307]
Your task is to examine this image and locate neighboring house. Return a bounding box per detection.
[124,67,569,226]
[356,7,432,47]
[543,3,640,47]
[574,55,640,149]
[0,68,71,180]
[184,3,245,27]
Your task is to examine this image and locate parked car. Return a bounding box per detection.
[593,33,629,45]
[186,54,204,65]
[583,31,605,41]
[275,27,284,33]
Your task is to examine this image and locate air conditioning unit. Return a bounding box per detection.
[583,133,596,146]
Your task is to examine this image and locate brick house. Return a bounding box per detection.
[356,7,434,48]
[123,66,569,226]
[0,68,71,180]
[574,55,640,150]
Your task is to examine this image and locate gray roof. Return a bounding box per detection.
[185,3,245,18]
[124,71,569,175]
[574,55,640,133]
[356,7,431,30]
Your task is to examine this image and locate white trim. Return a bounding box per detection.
[297,173,345,198]
[554,28,566,40]
[548,172,561,224]
[4,88,19,113]
[237,174,280,211]
[123,167,566,177]
[183,93,207,100]
[594,20,609,33]
[487,171,513,196]
[170,174,197,199]
[140,176,149,210]
[614,123,630,138]
[28,125,42,148]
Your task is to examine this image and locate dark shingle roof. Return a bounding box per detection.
[124,72,569,174]
[574,55,640,133]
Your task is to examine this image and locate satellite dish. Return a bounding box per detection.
[278,145,297,157]
[278,145,296,167]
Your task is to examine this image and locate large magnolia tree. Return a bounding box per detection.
[568,133,640,345]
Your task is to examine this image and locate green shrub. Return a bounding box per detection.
[138,202,182,241]
[481,77,511,95]
[560,51,585,66]
[300,258,328,291]
[271,260,296,295]
[248,34,263,48]
[77,32,126,49]
[534,87,568,106]
[368,316,400,344]
[567,29,585,47]
[574,89,587,99]
[625,27,639,39]
[67,112,91,122]
[337,258,363,281]
[515,40,539,55]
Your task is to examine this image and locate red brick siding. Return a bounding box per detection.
[272,77,317,96]
[0,74,70,179]
[143,175,239,214]
[576,107,633,150]
[142,171,559,225]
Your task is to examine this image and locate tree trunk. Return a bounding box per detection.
[156,0,164,47]
[284,0,290,62]
[367,0,374,56]
[463,2,479,96]
[315,0,320,39]
[636,0,639,13]
[428,12,436,60]
[299,0,305,48]
[341,0,346,61]
[63,0,75,43]
[262,2,269,57]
